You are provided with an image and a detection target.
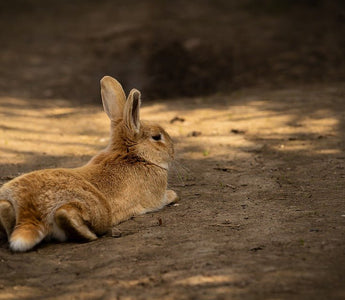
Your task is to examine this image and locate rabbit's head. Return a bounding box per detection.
[100,76,174,169]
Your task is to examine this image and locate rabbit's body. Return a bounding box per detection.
[0,76,178,252]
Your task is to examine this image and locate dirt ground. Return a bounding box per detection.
[0,1,345,299]
[0,84,345,299]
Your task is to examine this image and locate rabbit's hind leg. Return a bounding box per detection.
[9,220,46,252]
[54,202,97,242]
[0,200,15,239]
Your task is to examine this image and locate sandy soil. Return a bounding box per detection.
[0,84,344,299]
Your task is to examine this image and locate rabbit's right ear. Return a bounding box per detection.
[124,89,141,134]
[100,76,126,121]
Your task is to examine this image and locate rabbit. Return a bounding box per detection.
[0,76,179,252]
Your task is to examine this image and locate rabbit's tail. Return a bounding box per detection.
[9,221,46,252]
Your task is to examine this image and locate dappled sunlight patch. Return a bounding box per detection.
[267,110,340,154]
[1,89,342,175]
[272,143,342,155]
[176,135,259,160]
[174,274,238,286]
[111,277,154,288]
[0,97,108,166]
[260,269,318,289]
[141,103,168,117]
[0,285,43,300]
[147,95,342,160]
[314,148,342,155]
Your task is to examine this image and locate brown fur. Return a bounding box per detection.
[0,200,15,237]
[0,76,178,252]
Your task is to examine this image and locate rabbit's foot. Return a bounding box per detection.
[54,203,97,241]
[0,200,15,238]
[165,190,179,204]
[10,222,46,252]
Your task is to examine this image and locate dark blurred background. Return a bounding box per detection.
[0,0,344,102]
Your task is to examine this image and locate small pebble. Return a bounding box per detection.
[170,116,185,123]
[231,129,245,134]
[111,228,122,238]
[187,131,202,137]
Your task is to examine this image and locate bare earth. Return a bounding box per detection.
[0,84,344,299]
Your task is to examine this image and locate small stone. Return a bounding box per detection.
[111,228,122,238]
[231,129,245,134]
[250,246,263,252]
[170,116,185,123]
[187,131,202,137]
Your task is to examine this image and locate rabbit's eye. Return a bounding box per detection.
[152,134,162,141]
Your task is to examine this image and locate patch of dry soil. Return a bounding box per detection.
[0,84,344,299]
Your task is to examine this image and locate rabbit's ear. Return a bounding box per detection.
[124,89,141,133]
[100,76,126,121]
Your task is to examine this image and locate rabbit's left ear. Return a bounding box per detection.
[124,89,141,133]
[100,76,126,121]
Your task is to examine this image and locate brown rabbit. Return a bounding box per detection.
[0,76,178,252]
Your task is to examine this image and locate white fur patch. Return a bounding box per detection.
[10,237,33,252]
[9,230,45,252]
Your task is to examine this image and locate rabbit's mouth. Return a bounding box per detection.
[129,153,169,171]
[156,162,169,170]
[146,160,169,171]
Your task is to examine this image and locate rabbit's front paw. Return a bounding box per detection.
[165,190,179,204]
